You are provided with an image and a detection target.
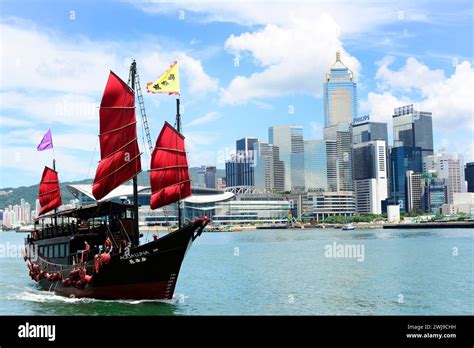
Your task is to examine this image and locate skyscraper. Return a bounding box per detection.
[388,146,423,212]
[352,140,388,214]
[225,137,258,187]
[393,104,434,158]
[324,123,353,191]
[465,162,474,193]
[406,171,423,213]
[236,137,258,155]
[225,154,254,187]
[324,51,357,127]
[254,141,285,192]
[304,140,328,192]
[269,126,304,191]
[423,151,466,203]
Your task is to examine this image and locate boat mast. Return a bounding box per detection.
[129,61,140,245]
[176,98,183,229]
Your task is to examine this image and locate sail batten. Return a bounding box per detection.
[92,71,142,200]
[38,167,62,216]
[150,122,191,210]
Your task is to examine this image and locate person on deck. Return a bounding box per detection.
[152,233,158,241]
[104,237,113,253]
[81,241,91,265]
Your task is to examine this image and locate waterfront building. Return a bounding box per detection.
[441,192,474,218]
[464,162,474,193]
[423,151,466,203]
[324,123,353,191]
[387,205,400,223]
[307,191,355,221]
[67,184,291,226]
[352,140,388,214]
[392,104,434,158]
[388,146,423,212]
[212,194,290,225]
[269,125,304,191]
[304,140,328,192]
[324,51,357,127]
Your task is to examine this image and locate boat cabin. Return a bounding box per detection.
[28,202,139,265]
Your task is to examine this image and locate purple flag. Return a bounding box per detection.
[37,129,53,151]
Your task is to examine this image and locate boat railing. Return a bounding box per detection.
[36,254,75,273]
[118,220,132,244]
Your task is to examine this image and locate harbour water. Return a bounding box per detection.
[0,228,472,315]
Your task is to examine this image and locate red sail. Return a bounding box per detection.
[150,122,191,210]
[92,71,142,200]
[38,166,62,216]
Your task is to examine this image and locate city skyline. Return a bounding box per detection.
[1,0,473,189]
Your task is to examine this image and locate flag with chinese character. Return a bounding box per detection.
[146,61,180,95]
[37,129,53,151]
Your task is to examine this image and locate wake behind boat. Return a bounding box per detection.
[24,61,208,300]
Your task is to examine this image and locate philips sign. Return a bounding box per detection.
[353,115,370,124]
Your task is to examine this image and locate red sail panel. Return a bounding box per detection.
[150,122,191,210]
[92,71,142,200]
[38,166,62,216]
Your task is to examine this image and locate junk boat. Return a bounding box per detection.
[24,61,208,299]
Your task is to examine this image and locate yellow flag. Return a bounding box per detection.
[146,61,180,95]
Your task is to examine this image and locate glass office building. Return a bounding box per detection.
[393,104,434,158]
[304,140,328,192]
[269,125,304,191]
[324,51,357,127]
[389,146,423,212]
[352,121,388,145]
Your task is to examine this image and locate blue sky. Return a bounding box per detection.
[1,0,473,188]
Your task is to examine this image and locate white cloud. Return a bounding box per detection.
[220,15,361,105]
[0,20,219,186]
[362,57,474,130]
[0,146,92,181]
[359,92,411,123]
[184,130,220,166]
[0,19,218,111]
[375,56,446,92]
[0,116,31,127]
[0,92,99,126]
[186,112,221,127]
[1,128,98,153]
[0,21,117,95]
[132,1,430,33]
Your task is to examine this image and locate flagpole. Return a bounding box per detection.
[52,138,57,229]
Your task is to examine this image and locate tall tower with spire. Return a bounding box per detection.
[324,51,358,127]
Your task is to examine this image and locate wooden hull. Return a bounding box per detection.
[26,218,208,300]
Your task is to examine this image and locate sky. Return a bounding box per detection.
[0,0,473,188]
